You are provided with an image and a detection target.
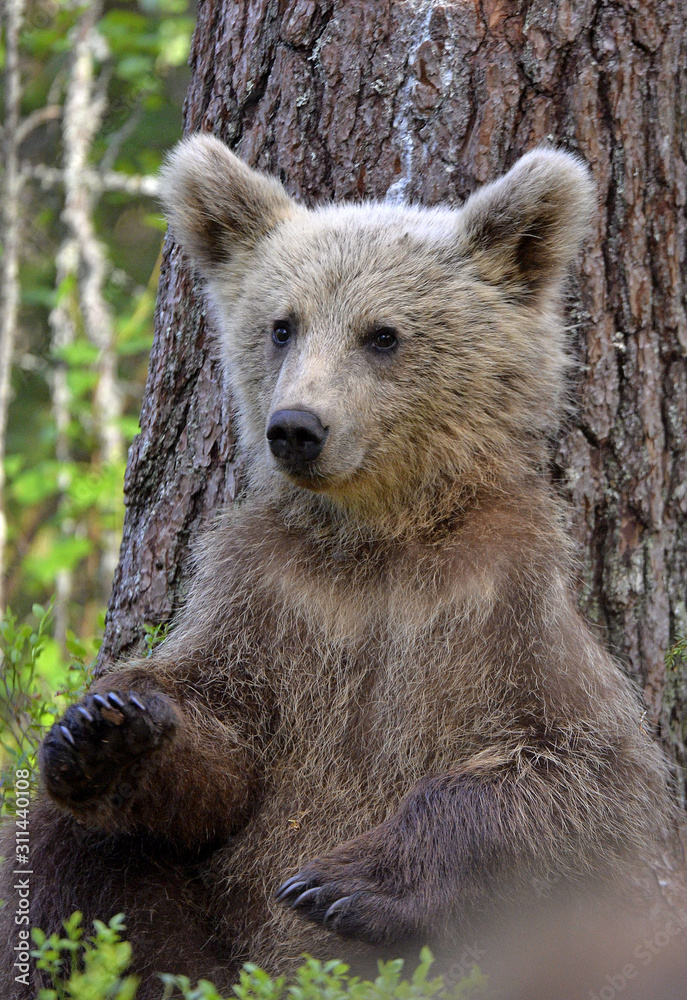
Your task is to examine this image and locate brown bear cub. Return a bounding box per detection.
[0,137,676,997]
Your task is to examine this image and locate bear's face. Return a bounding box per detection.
[161,137,593,514]
[213,205,552,504]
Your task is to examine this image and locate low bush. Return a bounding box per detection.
[30,912,487,1000]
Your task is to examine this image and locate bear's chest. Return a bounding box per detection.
[265,620,480,779]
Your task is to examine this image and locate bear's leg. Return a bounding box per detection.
[276,752,663,948]
[0,799,236,1000]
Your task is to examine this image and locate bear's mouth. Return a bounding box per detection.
[270,454,330,487]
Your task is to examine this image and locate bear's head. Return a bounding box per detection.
[160,136,593,523]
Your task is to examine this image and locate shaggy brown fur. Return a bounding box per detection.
[0,137,677,998]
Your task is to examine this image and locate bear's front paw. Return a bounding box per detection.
[40,689,177,809]
[276,861,418,946]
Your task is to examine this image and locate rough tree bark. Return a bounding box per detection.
[98,0,687,795]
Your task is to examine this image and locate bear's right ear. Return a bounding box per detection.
[159,134,296,273]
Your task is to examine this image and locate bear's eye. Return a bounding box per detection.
[368,327,399,352]
[272,320,293,346]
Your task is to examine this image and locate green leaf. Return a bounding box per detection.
[143,212,168,232]
[22,285,57,308]
[66,368,99,397]
[9,461,64,504]
[117,336,154,356]
[3,453,24,478]
[55,271,78,304]
[116,53,155,81]
[63,910,84,937]
[23,536,93,586]
[53,340,101,366]
[65,631,88,659]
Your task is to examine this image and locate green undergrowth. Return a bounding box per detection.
[0,602,94,813]
[0,603,170,815]
[30,913,487,1000]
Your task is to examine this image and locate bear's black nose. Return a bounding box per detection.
[266,409,328,467]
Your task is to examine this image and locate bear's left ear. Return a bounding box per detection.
[457,148,595,301]
[159,133,296,274]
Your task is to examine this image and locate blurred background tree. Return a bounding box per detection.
[0,0,193,779]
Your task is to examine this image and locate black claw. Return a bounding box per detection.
[59,725,75,746]
[277,874,305,894]
[128,693,146,712]
[76,706,93,723]
[275,877,308,902]
[292,886,322,909]
[92,694,108,709]
[107,692,125,709]
[324,896,351,924]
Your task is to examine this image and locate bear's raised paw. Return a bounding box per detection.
[40,690,177,809]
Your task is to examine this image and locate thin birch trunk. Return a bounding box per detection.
[0,0,26,613]
[49,0,124,638]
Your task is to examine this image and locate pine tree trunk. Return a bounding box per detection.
[98,0,687,792]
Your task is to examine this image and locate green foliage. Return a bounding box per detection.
[30,915,486,1000]
[142,619,171,655]
[4,0,192,636]
[0,603,93,813]
[32,912,138,1000]
[666,635,687,675]
[664,633,687,750]
[0,603,174,813]
[0,601,55,776]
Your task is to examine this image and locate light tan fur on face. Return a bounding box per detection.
[160,135,594,532]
